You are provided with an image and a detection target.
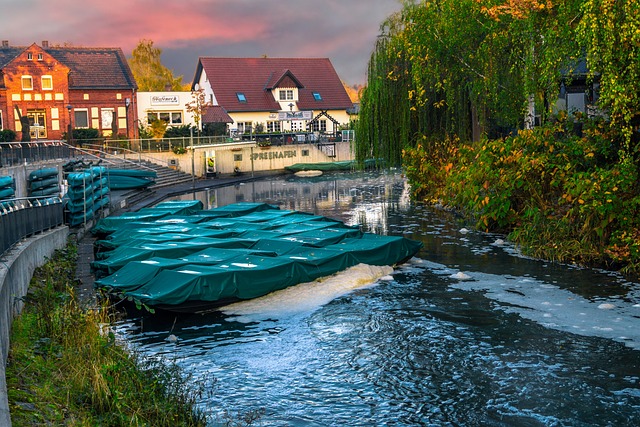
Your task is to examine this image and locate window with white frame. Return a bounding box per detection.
[237,121,253,134]
[291,121,303,131]
[74,109,89,128]
[41,75,53,90]
[147,111,183,125]
[21,75,33,90]
[310,119,327,132]
[279,89,294,101]
[266,121,281,133]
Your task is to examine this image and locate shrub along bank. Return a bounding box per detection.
[6,242,208,426]
[403,117,640,277]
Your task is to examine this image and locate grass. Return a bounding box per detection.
[6,241,210,426]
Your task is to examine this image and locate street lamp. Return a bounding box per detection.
[66,104,73,144]
[125,98,131,139]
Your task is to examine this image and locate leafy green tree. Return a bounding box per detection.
[128,39,188,91]
[356,0,583,162]
[577,0,640,157]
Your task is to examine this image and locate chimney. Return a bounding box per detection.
[1,40,8,48]
[42,40,49,48]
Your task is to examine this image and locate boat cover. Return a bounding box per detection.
[92,202,423,311]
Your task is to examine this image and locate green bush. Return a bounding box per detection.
[404,118,640,275]
[164,125,194,138]
[0,129,17,142]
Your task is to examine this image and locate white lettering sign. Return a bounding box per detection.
[150,95,180,106]
[278,110,312,121]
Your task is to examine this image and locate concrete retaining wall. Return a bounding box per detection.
[148,140,355,176]
[0,227,69,427]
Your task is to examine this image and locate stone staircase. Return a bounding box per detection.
[139,160,194,188]
[115,161,194,210]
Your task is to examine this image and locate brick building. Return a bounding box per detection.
[0,40,137,142]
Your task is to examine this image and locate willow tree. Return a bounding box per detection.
[355,0,583,164]
[355,14,411,166]
[577,0,640,157]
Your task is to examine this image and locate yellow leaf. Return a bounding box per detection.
[578,199,584,204]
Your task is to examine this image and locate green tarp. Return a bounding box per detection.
[92,202,423,312]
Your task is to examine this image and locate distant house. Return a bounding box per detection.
[192,57,354,137]
[136,91,233,133]
[555,59,601,119]
[0,40,137,141]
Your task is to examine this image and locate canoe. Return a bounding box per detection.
[67,171,94,188]
[29,167,58,181]
[0,175,14,189]
[30,185,60,197]
[285,159,382,173]
[30,176,59,190]
[106,168,157,178]
[0,187,15,200]
[107,175,155,190]
[93,202,422,313]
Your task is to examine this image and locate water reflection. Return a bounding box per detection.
[115,170,640,426]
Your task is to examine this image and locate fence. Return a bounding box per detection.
[0,141,73,167]
[0,198,64,256]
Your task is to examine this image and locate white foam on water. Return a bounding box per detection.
[445,269,640,350]
[221,263,394,323]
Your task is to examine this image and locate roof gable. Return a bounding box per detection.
[266,69,304,90]
[196,57,352,113]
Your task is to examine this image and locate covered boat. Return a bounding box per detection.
[92,201,422,313]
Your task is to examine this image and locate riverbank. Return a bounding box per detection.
[6,240,210,426]
[403,122,640,279]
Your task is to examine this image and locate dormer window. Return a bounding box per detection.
[313,92,322,101]
[21,76,33,90]
[279,89,294,101]
[236,92,247,102]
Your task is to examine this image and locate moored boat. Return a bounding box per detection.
[92,202,423,313]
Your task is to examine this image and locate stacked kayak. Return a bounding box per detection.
[105,169,156,190]
[92,202,423,313]
[65,166,110,227]
[28,167,60,197]
[0,175,15,201]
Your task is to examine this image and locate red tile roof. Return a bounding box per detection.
[196,57,353,113]
[46,47,136,89]
[202,105,233,123]
[0,45,136,90]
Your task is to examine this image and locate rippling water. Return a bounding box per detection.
[114,170,640,426]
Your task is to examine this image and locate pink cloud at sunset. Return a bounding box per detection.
[1,0,403,85]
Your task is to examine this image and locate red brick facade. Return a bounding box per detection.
[0,42,137,142]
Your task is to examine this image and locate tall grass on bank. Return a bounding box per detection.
[403,116,640,277]
[6,242,209,426]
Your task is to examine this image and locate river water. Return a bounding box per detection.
[113,170,640,426]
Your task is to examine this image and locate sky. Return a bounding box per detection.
[1,0,403,86]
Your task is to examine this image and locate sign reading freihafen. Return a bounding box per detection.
[150,95,180,106]
[278,110,312,121]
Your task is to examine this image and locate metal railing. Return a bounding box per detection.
[0,141,73,167]
[0,197,64,256]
